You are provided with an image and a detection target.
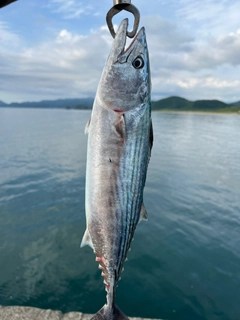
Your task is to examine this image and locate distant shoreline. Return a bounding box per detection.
[1,96,240,113]
[151,96,240,114]
[153,109,240,115]
[0,106,239,114]
[0,106,240,116]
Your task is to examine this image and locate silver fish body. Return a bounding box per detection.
[81,19,153,320]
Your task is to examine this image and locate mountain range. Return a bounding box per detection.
[151,96,240,113]
[0,98,94,110]
[0,96,240,112]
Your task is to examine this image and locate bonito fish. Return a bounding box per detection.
[81,19,153,320]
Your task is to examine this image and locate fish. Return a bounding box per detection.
[81,18,153,320]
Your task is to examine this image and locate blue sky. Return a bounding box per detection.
[1,0,240,103]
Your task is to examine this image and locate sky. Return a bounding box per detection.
[0,0,240,103]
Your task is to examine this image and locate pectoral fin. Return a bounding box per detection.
[112,114,126,142]
[80,229,93,249]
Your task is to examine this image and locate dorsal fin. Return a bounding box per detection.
[84,116,91,134]
[148,119,153,163]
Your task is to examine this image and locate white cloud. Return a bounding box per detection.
[175,0,240,37]
[143,16,240,102]
[176,0,227,21]
[0,24,112,102]
[177,77,240,90]
[143,16,194,53]
[0,21,21,49]
[165,29,240,71]
[1,5,240,104]
[50,0,94,18]
[214,30,240,65]
[151,74,240,103]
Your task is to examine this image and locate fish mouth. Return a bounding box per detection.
[111,18,145,61]
[123,21,145,55]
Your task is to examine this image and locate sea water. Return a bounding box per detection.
[0,108,239,320]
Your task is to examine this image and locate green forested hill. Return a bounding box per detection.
[230,101,240,106]
[0,98,94,109]
[0,100,7,106]
[152,96,192,110]
[152,96,240,113]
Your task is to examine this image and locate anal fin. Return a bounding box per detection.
[80,229,93,249]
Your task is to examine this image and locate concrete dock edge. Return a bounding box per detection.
[0,305,162,320]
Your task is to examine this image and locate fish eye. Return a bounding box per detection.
[132,56,144,69]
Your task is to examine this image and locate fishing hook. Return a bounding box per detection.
[106,0,140,39]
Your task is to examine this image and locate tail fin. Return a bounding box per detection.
[90,304,129,320]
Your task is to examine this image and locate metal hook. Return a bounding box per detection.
[106,0,140,38]
[0,0,17,9]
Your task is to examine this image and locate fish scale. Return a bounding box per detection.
[81,19,153,320]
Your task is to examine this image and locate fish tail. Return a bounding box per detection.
[90,304,129,320]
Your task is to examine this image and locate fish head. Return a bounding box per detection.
[98,19,151,112]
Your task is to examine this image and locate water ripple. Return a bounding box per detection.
[0,109,240,320]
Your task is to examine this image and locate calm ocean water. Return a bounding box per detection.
[0,108,239,320]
